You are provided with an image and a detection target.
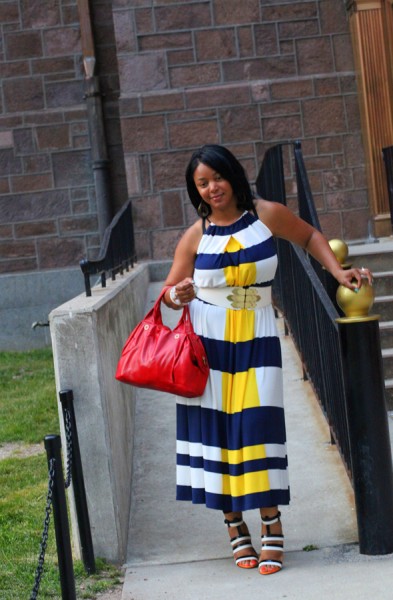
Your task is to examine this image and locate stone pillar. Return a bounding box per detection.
[346,0,393,236]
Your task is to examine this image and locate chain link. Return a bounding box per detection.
[64,408,73,489]
[30,457,55,600]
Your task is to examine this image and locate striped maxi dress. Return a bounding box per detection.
[176,211,290,512]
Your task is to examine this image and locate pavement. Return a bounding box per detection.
[120,282,393,600]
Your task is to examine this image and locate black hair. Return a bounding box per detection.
[185,144,255,215]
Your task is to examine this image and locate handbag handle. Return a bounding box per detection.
[153,286,193,334]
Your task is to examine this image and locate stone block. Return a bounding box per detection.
[353,167,367,189]
[0,224,12,238]
[344,95,361,131]
[0,148,23,175]
[186,83,250,109]
[0,257,37,274]
[142,90,185,113]
[270,79,313,100]
[122,115,166,152]
[297,37,334,76]
[342,208,371,240]
[0,179,10,194]
[151,227,184,260]
[262,2,318,22]
[151,150,190,190]
[238,26,254,57]
[0,131,13,148]
[323,169,353,193]
[195,28,236,61]
[162,191,184,227]
[223,55,296,81]
[21,0,60,28]
[37,237,86,269]
[11,173,53,193]
[134,231,151,259]
[53,150,92,187]
[36,124,71,150]
[139,31,191,51]
[131,195,162,231]
[278,19,319,40]
[333,34,355,72]
[320,0,348,35]
[262,115,303,142]
[118,54,167,94]
[214,0,260,25]
[167,49,195,67]
[261,100,300,117]
[125,155,141,196]
[251,82,270,102]
[113,10,136,53]
[3,77,44,112]
[318,211,343,240]
[0,240,36,259]
[314,77,340,97]
[43,26,81,56]
[6,31,42,60]
[32,57,75,75]
[0,189,69,222]
[155,2,211,31]
[45,80,84,108]
[59,216,98,234]
[135,7,154,34]
[170,63,220,88]
[326,189,368,210]
[340,75,357,94]
[317,135,344,154]
[303,97,346,136]
[343,134,365,167]
[255,24,279,56]
[220,105,261,143]
[14,221,57,237]
[168,119,219,148]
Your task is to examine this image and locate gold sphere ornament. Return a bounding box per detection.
[329,239,349,266]
[336,278,374,319]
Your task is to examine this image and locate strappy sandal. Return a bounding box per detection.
[224,516,258,569]
[259,511,284,575]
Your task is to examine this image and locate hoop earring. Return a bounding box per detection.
[197,201,211,218]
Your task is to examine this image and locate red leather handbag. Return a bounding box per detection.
[115,287,209,398]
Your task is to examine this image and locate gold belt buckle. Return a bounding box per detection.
[227,287,261,309]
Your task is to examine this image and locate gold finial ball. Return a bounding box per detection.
[329,239,349,265]
[336,279,374,318]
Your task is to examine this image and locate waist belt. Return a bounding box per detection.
[196,286,272,310]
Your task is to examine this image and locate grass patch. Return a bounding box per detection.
[0,349,123,598]
[0,348,59,443]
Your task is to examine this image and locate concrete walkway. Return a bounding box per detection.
[121,282,393,599]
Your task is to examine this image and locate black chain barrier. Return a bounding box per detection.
[64,408,73,489]
[30,458,55,600]
[29,421,74,600]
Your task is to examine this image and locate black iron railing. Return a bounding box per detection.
[382,145,393,228]
[80,201,136,296]
[256,142,393,554]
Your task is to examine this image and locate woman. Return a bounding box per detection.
[162,144,372,575]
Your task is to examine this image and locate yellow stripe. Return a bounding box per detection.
[222,369,260,413]
[221,444,267,464]
[223,237,256,287]
[222,470,271,497]
[224,307,255,343]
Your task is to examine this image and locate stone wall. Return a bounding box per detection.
[113,0,370,260]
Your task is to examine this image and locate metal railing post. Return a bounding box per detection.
[44,435,77,599]
[337,317,393,554]
[59,389,96,574]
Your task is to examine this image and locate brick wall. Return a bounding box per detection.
[113,0,370,261]
[0,0,126,274]
[0,0,370,274]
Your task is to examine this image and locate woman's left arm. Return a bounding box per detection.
[256,200,373,290]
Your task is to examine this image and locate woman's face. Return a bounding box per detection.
[193,162,237,213]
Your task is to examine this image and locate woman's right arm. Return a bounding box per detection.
[162,221,202,309]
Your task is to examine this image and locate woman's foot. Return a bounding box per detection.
[224,513,258,569]
[259,510,284,575]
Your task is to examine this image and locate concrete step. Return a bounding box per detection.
[348,239,393,272]
[379,320,393,349]
[373,295,393,320]
[385,378,393,410]
[382,347,393,379]
[372,271,393,296]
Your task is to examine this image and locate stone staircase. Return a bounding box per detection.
[347,239,393,410]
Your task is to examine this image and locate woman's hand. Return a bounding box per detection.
[166,277,197,308]
[334,266,373,291]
